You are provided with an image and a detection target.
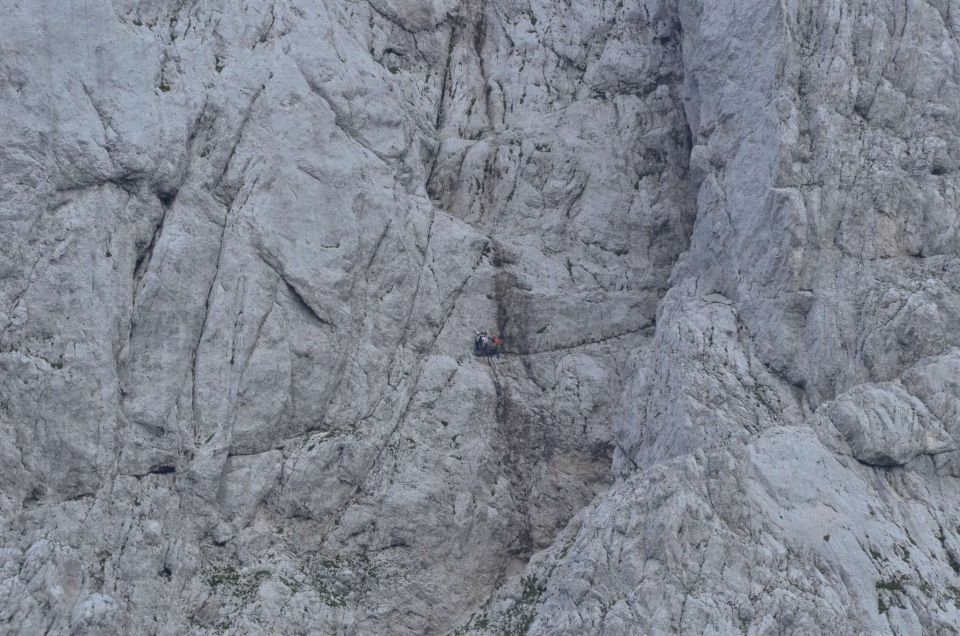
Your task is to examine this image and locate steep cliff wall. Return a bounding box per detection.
[2,0,960,634]
[467,1,960,633]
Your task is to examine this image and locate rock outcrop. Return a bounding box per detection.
[2,0,960,634]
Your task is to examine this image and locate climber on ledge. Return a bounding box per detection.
[473,331,503,357]
[489,334,503,358]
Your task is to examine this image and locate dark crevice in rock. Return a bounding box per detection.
[489,364,535,559]
[213,86,263,202]
[131,201,171,311]
[134,464,176,477]
[155,189,177,208]
[282,277,334,328]
[435,20,460,131]
[493,271,515,340]
[188,178,247,442]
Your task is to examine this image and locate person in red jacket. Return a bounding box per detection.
[490,334,503,357]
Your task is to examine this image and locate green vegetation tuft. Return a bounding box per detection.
[207,566,271,604]
[949,585,960,607]
[875,577,905,593]
[208,566,241,589]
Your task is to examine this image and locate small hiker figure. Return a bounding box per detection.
[472,330,503,357]
[490,334,503,358]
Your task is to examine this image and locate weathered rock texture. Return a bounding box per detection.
[2,0,960,634]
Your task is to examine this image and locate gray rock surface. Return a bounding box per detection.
[3,0,960,634]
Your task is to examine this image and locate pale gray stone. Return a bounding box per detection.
[4,0,960,634]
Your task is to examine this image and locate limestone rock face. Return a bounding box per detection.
[3,0,960,634]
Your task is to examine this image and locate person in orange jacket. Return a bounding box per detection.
[490,334,502,357]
